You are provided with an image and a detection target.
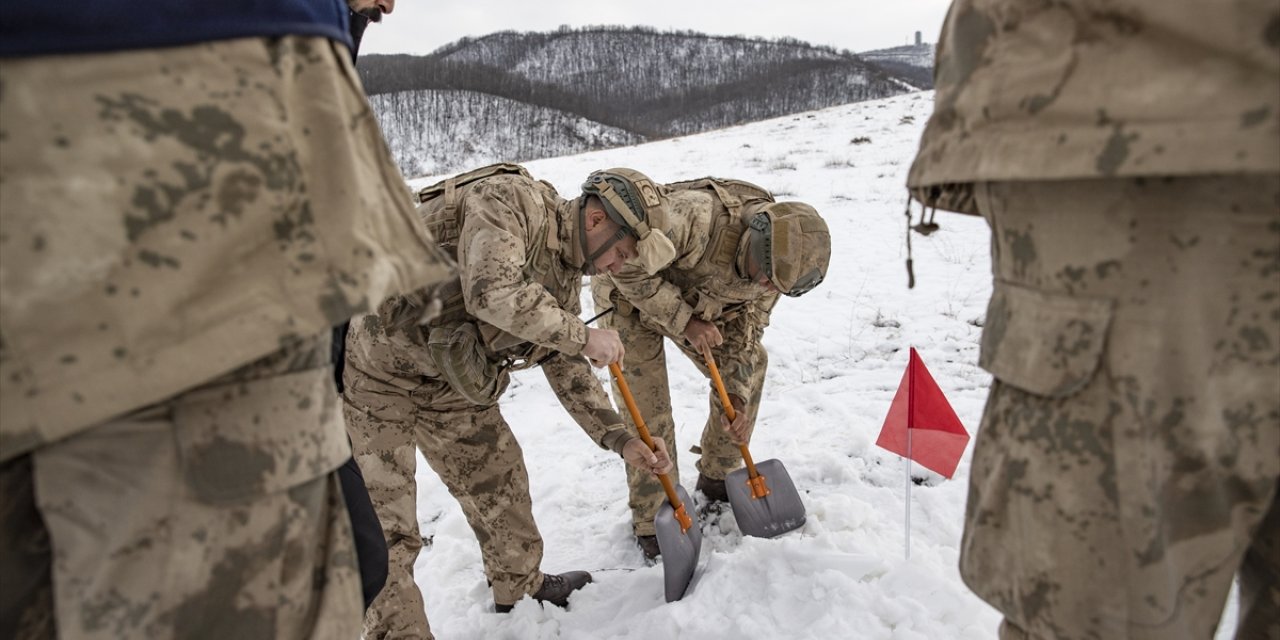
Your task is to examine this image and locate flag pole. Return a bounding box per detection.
[905,348,916,561]
[905,430,912,561]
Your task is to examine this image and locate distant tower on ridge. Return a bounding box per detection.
[915,31,922,46]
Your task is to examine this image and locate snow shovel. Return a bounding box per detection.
[608,363,702,602]
[705,352,806,538]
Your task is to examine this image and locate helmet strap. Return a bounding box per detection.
[579,198,630,275]
[594,180,650,237]
[585,227,630,274]
[734,229,754,280]
[577,198,594,274]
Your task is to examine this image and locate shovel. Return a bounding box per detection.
[608,363,702,602]
[705,352,806,538]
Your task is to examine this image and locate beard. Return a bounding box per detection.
[356,7,383,23]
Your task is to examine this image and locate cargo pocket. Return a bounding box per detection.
[427,322,506,406]
[611,295,635,318]
[979,280,1114,398]
[591,278,632,318]
[172,366,349,504]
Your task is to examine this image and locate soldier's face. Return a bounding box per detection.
[597,235,639,274]
[583,210,639,275]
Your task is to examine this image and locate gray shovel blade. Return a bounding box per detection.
[726,458,806,538]
[654,484,701,602]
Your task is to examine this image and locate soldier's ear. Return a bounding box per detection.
[584,206,609,231]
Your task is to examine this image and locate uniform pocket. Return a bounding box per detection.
[172,366,349,503]
[427,323,506,406]
[979,280,1114,398]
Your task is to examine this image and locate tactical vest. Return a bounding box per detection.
[663,177,777,322]
[415,164,575,371]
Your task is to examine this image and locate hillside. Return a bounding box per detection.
[370,90,643,178]
[358,27,916,178]
[858,43,935,89]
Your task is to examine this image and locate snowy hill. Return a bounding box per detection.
[370,90,644,178]
[359,27,913,177]
[858,44,935,89]
[402,91,998,639]
[859,43,935,70]
[399,92,1238,639]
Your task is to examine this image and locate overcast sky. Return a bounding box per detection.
[361,0,952,56]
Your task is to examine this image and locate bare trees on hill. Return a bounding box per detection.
[357,26,913,139]
[356,26,926,176]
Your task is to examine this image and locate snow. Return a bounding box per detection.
[399,92,1240,639]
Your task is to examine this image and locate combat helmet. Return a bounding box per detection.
[580,168,676,275]
[744,202,830,297]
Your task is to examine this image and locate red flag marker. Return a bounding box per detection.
[876,347,970,479]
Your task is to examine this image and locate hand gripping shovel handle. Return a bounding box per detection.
[703,351,771,499]
[608,363,694,533]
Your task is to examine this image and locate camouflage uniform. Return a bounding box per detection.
[909,2,1280,638]
[592,185,780,536]
[0,36,451,638]
[344,172,634,636]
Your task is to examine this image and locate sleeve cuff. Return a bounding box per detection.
[551,317,589,356]
[600,428,632,455]
[667,303,696,338]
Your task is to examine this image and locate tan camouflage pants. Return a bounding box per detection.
[964,176,1280,640]
[344,372,545,636]
[0,334,362,640]
[597,302,767,536]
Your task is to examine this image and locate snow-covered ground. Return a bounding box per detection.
[398,92,1240,639]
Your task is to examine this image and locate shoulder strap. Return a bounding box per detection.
[416,162,532,204]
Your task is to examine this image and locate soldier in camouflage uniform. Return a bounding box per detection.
[343,165,675,638]
[908,2,1279,638]
[590,170,831,558]
[0,5,453,638]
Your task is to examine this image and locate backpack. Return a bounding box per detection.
[665,176,775,217]
[665,177,776,270]
[410,163,571,368]
[415,162,561,259]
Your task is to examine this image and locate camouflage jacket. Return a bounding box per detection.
[345,174,632,453]
[0,37,451,462]
[908,0,1280,213]
[595,188,779,400]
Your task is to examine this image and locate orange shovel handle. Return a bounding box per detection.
[609,363,693,533]
[703,351,770,499]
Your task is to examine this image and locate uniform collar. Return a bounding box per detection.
[556,196,586,271]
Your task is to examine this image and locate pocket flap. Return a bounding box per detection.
[979,281,1113,398]
[174,367,349,502]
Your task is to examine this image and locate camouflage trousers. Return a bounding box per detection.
[964,176,1280,640]
[344,371,545,637]
[597,302,767,536]
[0,333,362,639]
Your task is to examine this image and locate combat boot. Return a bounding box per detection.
[495,571,592,612]
[696,473,728,503]
[636,534,661,560]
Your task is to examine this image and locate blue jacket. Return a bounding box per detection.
[0,0,352,57]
